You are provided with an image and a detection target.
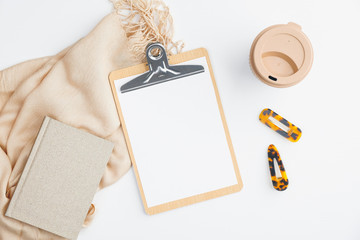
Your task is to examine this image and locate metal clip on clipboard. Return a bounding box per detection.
[120,43,205,93]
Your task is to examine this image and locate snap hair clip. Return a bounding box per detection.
[250,22,313,88]
[259,108,302,142]
[268,144,288,191]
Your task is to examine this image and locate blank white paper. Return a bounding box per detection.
[114,57,238,208]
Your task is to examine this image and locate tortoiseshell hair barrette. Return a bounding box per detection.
[268,144,288,191]
[259,108,302,142]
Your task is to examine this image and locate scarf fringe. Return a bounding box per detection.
[110,0,184,62]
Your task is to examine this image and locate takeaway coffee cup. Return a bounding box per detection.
[250,22,313,87]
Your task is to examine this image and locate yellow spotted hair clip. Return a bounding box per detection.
[268,144,288,191]
[259,108,302,142]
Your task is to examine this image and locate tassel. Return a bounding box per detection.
[110,0,184,62]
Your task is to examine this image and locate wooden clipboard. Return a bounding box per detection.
[109,45,243,215]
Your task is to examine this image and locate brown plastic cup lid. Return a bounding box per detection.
[250,22,313,88]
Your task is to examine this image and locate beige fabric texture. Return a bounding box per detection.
[0,1,182,239]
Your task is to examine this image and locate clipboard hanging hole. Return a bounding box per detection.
[149,45,163,60]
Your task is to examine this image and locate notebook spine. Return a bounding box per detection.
[6,117,51,217]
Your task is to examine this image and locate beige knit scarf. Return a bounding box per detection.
[0,1,182,239]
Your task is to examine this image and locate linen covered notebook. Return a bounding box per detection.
[5,116,114,240]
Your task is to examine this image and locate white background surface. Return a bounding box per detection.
[1,0,360,239]
[115,57,238,208]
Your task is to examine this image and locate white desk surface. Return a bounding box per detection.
[1,0,359,239]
